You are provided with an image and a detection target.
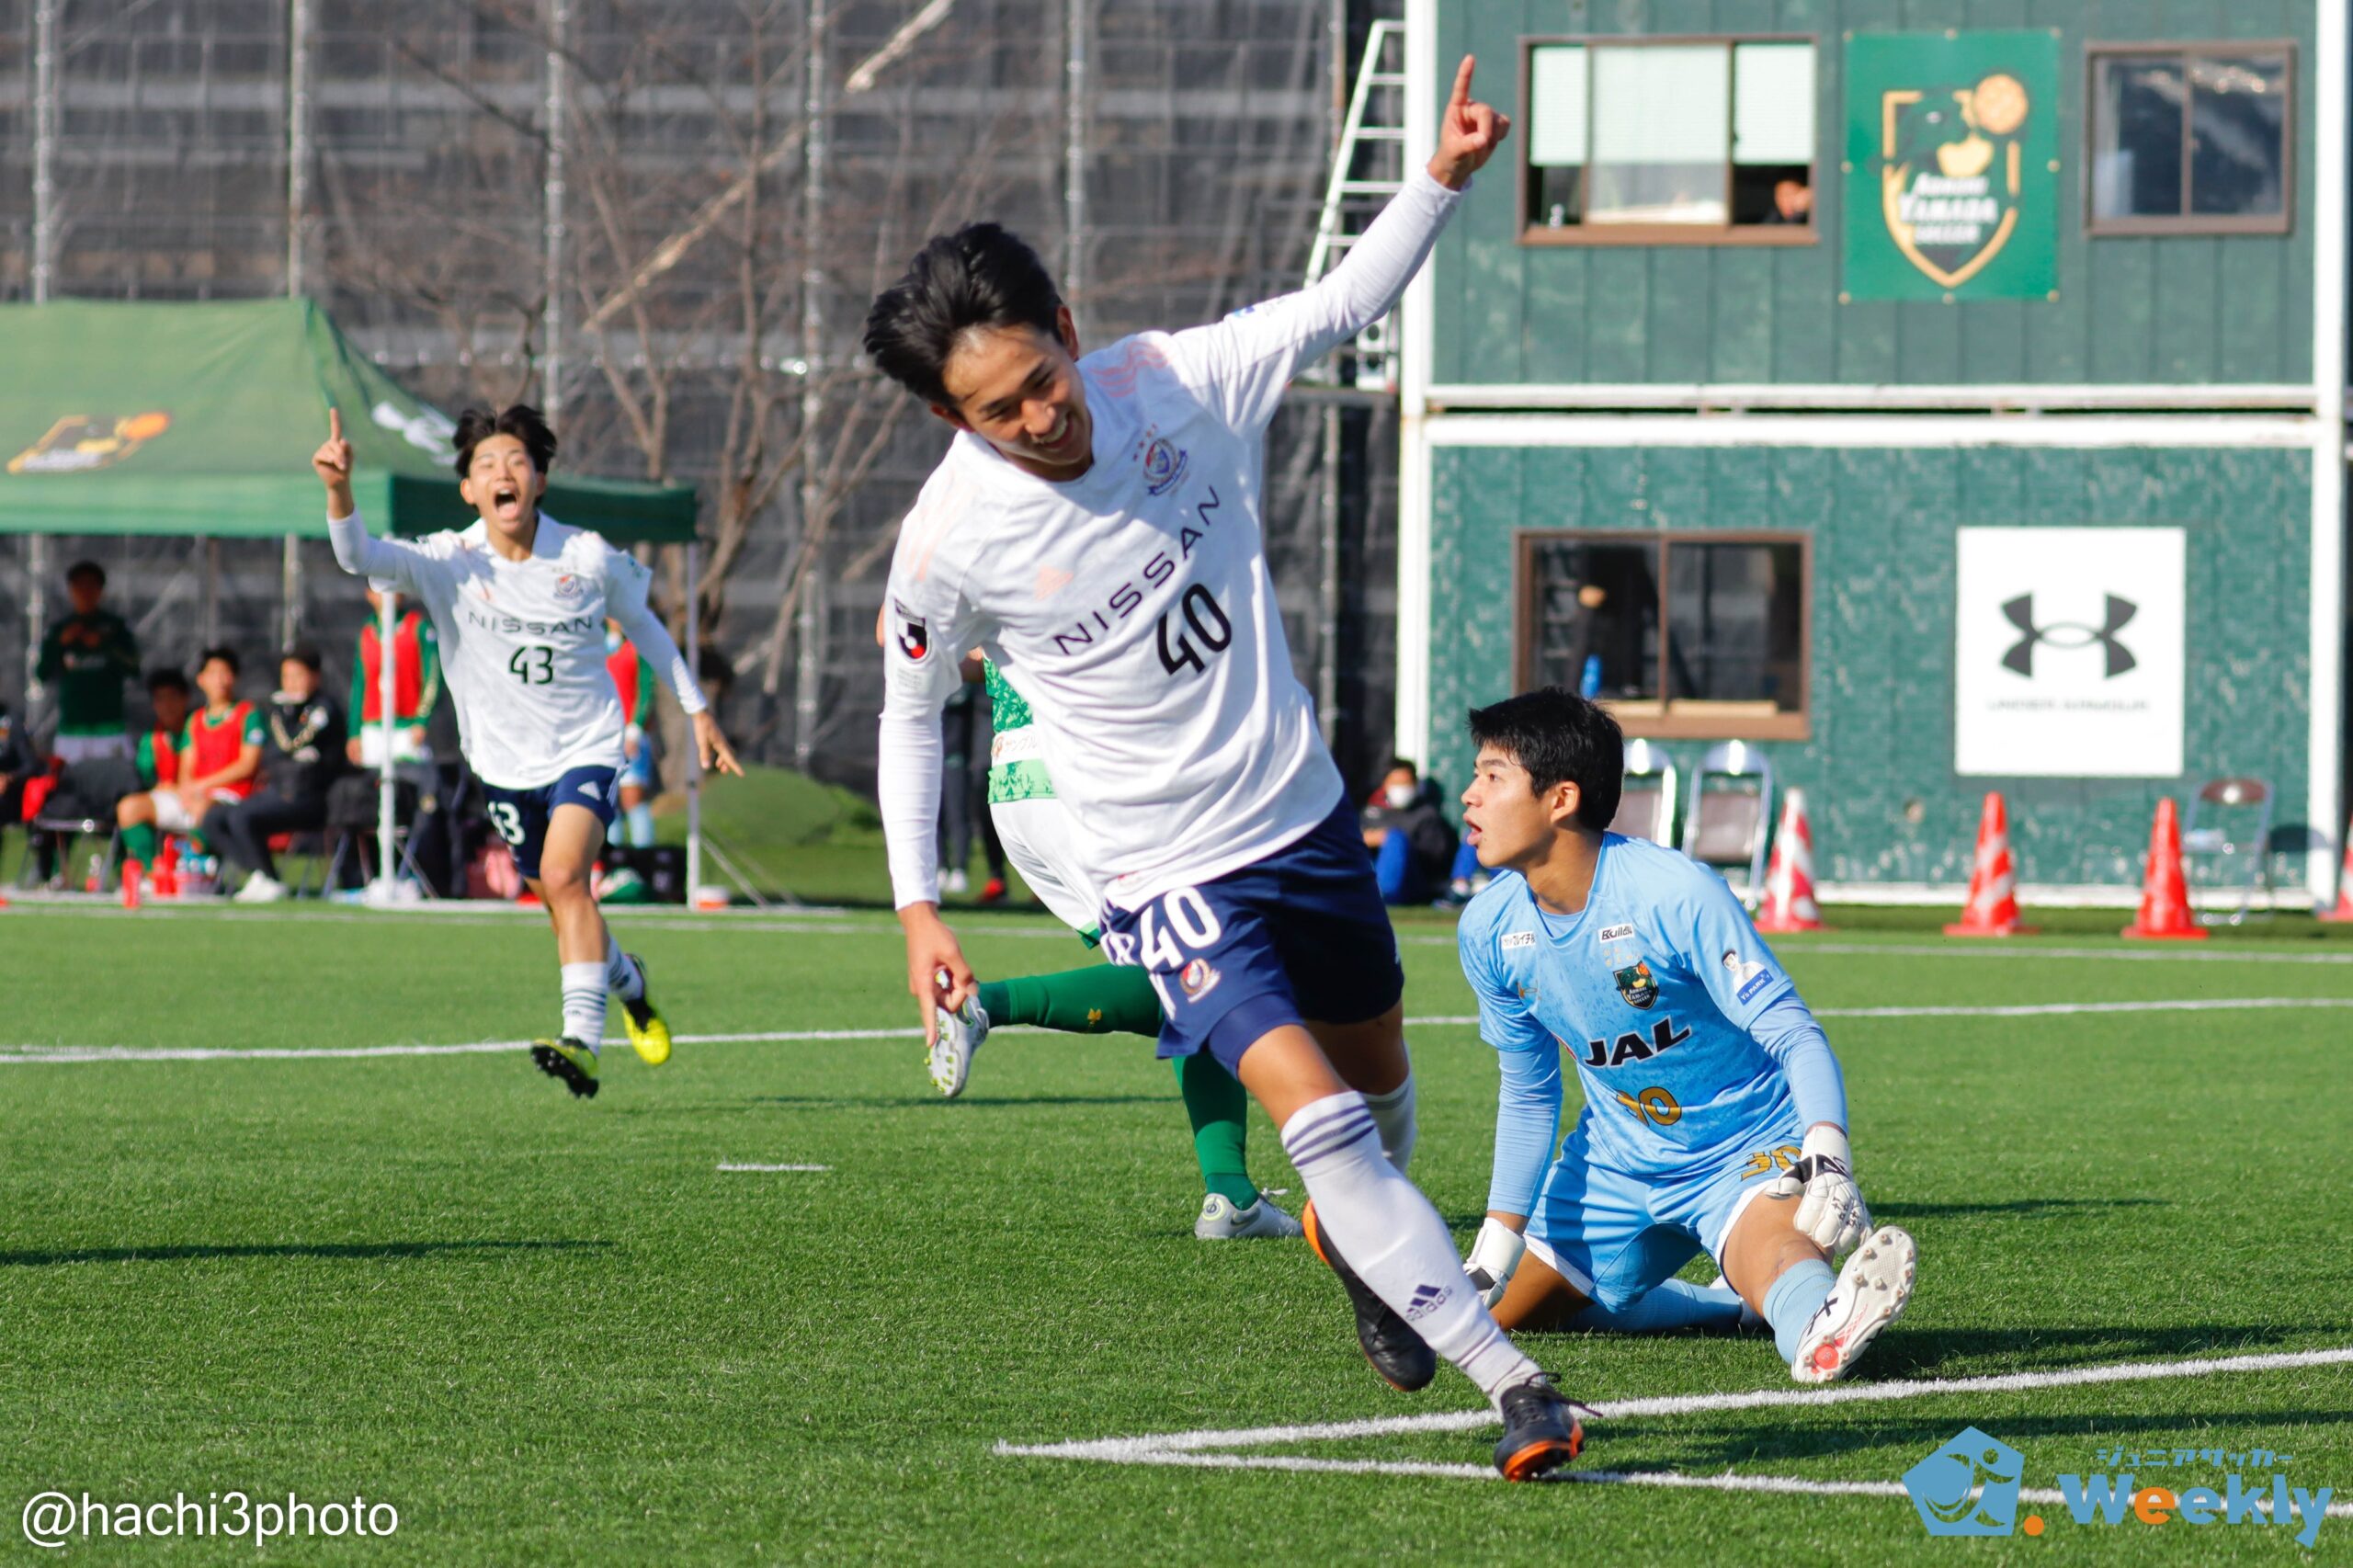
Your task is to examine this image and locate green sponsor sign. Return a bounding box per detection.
[1842,30,2059,301]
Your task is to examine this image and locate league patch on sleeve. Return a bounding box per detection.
[1500,931,1536,950]
[892,597,929,663]
[1722,949,1773,1003]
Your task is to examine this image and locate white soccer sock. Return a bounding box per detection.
[1282,1092,1540,1405]
[604,938,645,1002]
[1361,1073,1417,1173]
[560,961,608,1048]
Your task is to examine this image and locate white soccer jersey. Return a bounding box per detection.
[328,510,704,790]
[879,170,1462,910]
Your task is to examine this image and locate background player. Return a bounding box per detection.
[866,59,1586,1478]
[1453,687,1916,1383]
[313,404,741,1097]
[927,651,1300,1241]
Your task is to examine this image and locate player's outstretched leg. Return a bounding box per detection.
[1725,1191,1915,1384]
[608,943,669,1065]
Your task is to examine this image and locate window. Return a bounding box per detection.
[1520,37,1817,245]
[2088,43,2292,234]
[1518,532,1810,740]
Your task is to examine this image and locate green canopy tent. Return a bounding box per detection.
[0,298,714,903]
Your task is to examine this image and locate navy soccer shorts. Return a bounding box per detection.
[480,765,620,881]
[1099,796,1406,1074]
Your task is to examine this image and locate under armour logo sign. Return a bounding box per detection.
[2000,593,2137,678]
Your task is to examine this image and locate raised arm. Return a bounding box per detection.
[313,408,425,592]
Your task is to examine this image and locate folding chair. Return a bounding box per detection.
[2179,777,2273,926]
[17,811,116,892]
[1682,741,1774,905]
[1608,740,1679,846]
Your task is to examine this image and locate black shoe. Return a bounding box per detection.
[1493,1376,1585,1481]
[1302,1200,1437,1392]
[529,1037,601,1098]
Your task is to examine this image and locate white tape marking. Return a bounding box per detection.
[996,1345,2353,1470]
[716,1163,831,1173]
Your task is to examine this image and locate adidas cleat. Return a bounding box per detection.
[530,1037,600,1098]
[1790,1224,1916,1384]
[1493,1376,1586,1481]
[1194,1192,1305,1241]
[1302,1199,1437,1392]
[617,955,670,1065]
[927,996,989,1098]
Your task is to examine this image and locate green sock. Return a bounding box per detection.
[1175,1051,1259,1209]
[123,824,157,863]
[975,962,1165,1035]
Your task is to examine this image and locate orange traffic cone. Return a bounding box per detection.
[1755,790,1824,934]
[2319,814,2353,923]
[2121,798,2206,940]
[1945,792,2037,937]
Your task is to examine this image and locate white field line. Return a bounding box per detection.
[996,1346,2353,1506]
[6,996,2351,1065]
[716,1163,830,1173]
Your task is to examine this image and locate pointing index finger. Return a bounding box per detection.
[328,406,342,443]
[1449,54,1476,112]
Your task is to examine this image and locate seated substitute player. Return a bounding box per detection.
[867,59,1587,1479]
[314,403,742,1097]
[117,648,262,875]
[927,650,1301,1242]
[1453,687,1917,1383]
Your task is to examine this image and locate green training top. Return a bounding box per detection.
[35,609,140,735]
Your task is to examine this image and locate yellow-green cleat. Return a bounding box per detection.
[618,954,670,1065]
[530,1037,600,1097]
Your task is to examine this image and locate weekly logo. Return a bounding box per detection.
[1843,31,2057,301]
[1905,1428,2028,1537]
[7,411,172,474]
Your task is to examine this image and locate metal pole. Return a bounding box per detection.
[684,542,704,905]
[282,0,313,650]
[374,592,397,899]
[26,0,59,704]
[541,0,570,422]
[792,0,827,772]
[1062,0,1087,304]
[1317,402,1341,748]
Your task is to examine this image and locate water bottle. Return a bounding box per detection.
[1580,654,1603,699]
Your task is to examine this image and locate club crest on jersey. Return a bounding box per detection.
[1614,960,1659,1010]
[892,598,929,663]
[1138,430,1189,496]
[1179,958,1221,1001]
[552,572,586,605]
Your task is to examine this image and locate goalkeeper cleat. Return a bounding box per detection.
[927,996,989,1098]
[1302,1199,1437,1393]
[617,954,670,1066]
[1194,1191,1304,1241]
[1790,1224,1916,1384]
[530,1037,600,1099]
[1493,1376,1586,1482]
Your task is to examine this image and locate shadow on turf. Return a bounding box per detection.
[1872,1198,2167,1220]
[0,1240,611,1267]
[1660,1405,2353,1470]
[1839,1323,2338,1381]
[742,1094,1172,1109]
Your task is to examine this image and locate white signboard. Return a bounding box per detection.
[1954,527,2185,778]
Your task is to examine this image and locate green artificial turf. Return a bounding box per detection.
[0,904,2347,1563]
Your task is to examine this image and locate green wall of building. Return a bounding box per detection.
[1430,0,2318,388]
[1427,441,2313,885]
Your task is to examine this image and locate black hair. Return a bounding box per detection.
[65,560,105,587]
[145,668,190,695]
[280,644,324,673]
[863,222,1065,405]
[197,646,241,677]
[1467,687,1623,834]
[1386,756,1419,779]
[452,403,556,480]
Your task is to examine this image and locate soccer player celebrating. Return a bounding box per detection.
[868,60,1586,1479]
[313,404,742,1097]
[1454,687,1917,1383]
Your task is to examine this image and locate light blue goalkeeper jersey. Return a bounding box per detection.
[1456,835,1803,1183]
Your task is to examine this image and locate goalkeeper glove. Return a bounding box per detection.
[1463,1218,1528,1309]
[1768,1125,1870,1256]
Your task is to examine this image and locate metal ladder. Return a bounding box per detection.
[1302,17,1407,392]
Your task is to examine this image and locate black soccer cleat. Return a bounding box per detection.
[1493,1376,1586,1482]
[530,1037,600,1098]
[1302,1200,1437,1393]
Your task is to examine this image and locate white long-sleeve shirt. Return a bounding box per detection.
[878,169,1464,910]
[329,507,704,790]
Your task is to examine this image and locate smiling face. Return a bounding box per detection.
[1460,743,1582,871]
[458,433,546,538]
[933,312,1094,482]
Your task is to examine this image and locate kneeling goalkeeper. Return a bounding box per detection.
[1453,688,1915,1383]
